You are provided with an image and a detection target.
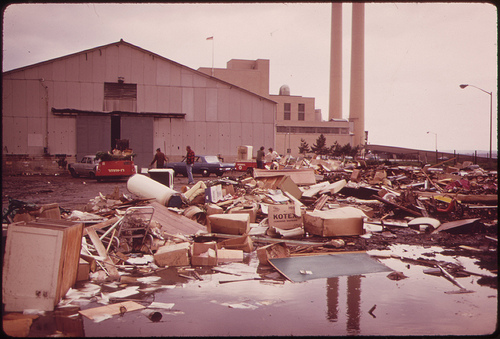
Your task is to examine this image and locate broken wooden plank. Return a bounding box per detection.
[150,201,207,235]
[83,217,119,236]
[86,228,120,280]
[78,300,145,320]
[253,168,316,185]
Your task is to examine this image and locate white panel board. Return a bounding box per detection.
[27,133,44,147]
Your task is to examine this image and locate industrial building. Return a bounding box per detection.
[198,60,352,157]
[2,39,276,173]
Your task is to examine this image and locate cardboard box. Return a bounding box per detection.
[218,234,254,253]
[351,169,362,182]
[257,242,290,265]
[217,249,244,264]
[268,204,302,230]
[303,207,366,237]
[154,242,191,267]
[207,214,250,235]
[228,203,258,223]
[76,258,91,282]
[278,176,302,200]
[191,242,218,266]
[206,203,224,215]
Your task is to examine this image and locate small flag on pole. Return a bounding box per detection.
[206,36,213,40]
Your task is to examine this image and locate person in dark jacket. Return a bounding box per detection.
[186,145,195,184]
[256,146,265,169]
[150,148,168,168]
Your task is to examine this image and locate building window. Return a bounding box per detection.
[284,103,291,120]
[104,82,137,112]
[298,103,305,121]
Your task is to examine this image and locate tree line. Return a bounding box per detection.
[298,134,360,158]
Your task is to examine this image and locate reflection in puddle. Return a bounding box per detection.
[24,245,497,337]
[326,276,362,335]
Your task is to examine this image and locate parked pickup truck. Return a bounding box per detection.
[94,152,136,181]
[68,153,136,181]
[68,155,99,178]
[234,160,272,174]
[167,155,235,177]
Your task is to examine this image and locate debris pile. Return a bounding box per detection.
[2,157,497,333]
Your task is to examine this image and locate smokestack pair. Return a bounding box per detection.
[329,3,365,146]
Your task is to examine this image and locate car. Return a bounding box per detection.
[167,155,235,177]
[68,155,99,178]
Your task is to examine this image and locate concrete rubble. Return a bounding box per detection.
[2,157,497,335]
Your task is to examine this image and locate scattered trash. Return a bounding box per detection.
[1,157,496,335]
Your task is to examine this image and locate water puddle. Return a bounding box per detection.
[24,245,497,337]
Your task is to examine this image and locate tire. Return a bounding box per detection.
[202,169,210,177]
[69,168,79,178]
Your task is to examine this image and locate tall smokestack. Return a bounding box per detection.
[349,2,365,146]
[328,3,342,121]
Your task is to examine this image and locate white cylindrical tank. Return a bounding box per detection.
[127,174,181,207]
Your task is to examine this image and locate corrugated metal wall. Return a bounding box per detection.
[76,116,111,160]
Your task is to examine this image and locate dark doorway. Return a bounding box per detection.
[111,115,121,149]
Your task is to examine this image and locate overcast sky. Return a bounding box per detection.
[2,2,497,153]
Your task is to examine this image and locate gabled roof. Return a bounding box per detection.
[3,39,276,104]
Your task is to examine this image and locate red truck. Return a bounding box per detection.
[234,160,272,174]
[95,152,136,181]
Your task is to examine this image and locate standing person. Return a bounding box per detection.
[186,145,195,184]
[256,146,265,169]
[150,148,168,168]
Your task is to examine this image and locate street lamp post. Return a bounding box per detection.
[460,84,493,164]
[427,131,438,163]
